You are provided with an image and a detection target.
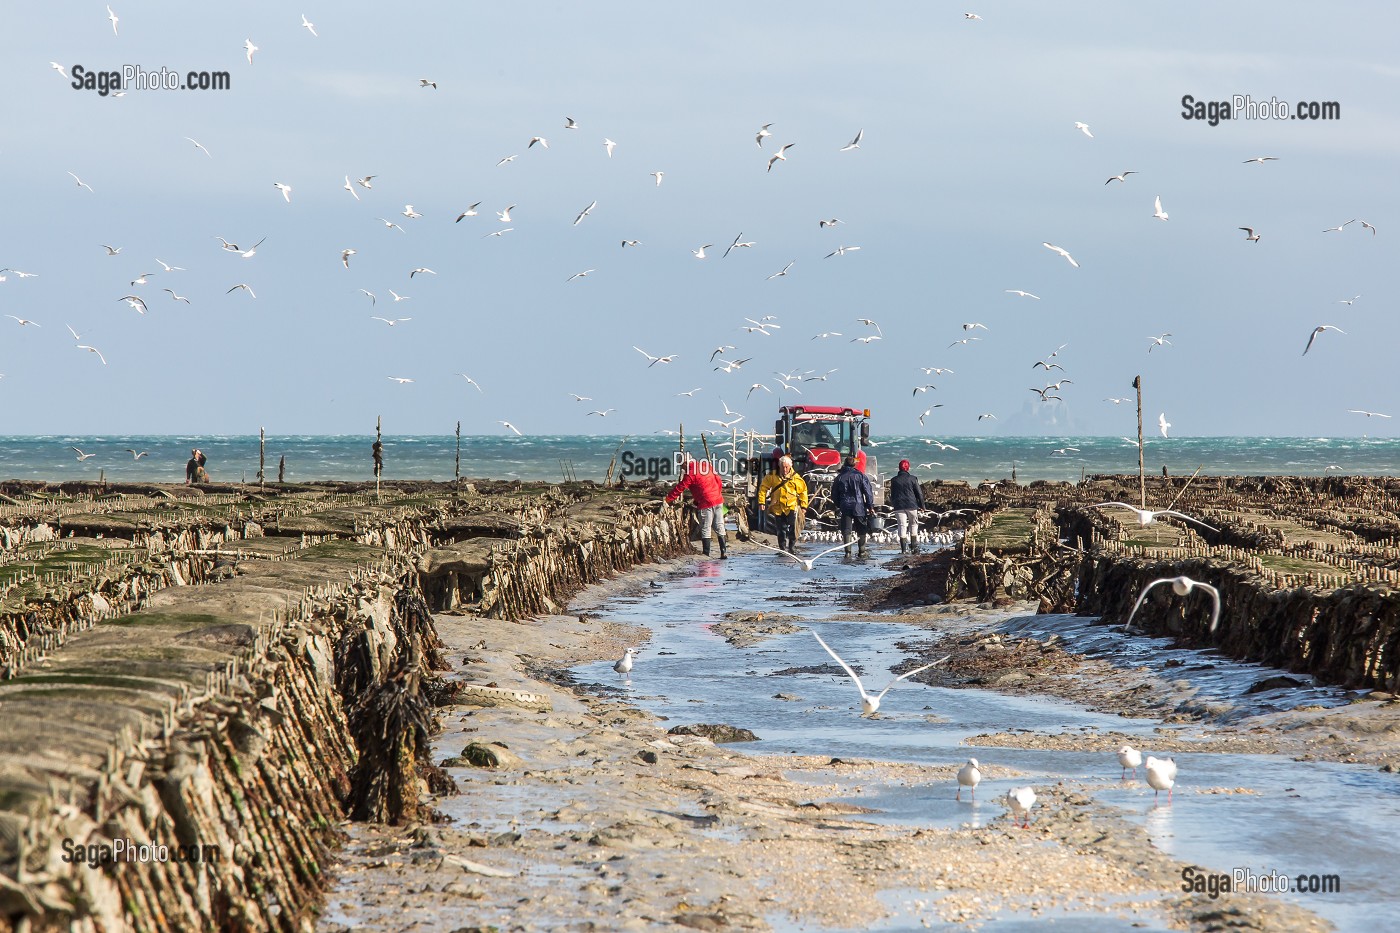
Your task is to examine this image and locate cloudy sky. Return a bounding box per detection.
[2,2,1398,438]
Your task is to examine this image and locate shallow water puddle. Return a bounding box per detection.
[578,548,1400,931]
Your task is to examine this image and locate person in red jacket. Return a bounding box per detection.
[665,454,729,558]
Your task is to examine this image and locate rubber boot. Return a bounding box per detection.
[899,537,908,554]
[911,538,921,554]
[857,534,868,559]
[718,537,729,559]
[702,538,712,557]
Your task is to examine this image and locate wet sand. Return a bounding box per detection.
[317,547,1355,932]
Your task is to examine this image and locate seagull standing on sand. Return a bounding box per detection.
[1118,745,1143,779]
[1005,787,1037,827]
[811,632,949,717]
[1145,756,1177,802]
[1089,501,1218,533]
[957,759,981,800]
[1303,325,1345,356]
[1125,576,1223,633]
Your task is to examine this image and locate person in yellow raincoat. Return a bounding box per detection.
[758,455,808,552]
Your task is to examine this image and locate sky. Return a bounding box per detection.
[2,2,1399,439]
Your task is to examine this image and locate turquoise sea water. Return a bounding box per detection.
[2,434,1396,485]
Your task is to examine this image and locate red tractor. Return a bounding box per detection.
[747,405,881,529]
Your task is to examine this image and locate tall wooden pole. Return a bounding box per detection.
[259,427,266,490]
[375,416,382,500]
[1134,376,1145,508]
[455,420,461,482]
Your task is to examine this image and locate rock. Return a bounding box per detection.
[1369,691,1395,702]
[667,723,759,743]
[990,671,1032,686]
[455,742,526,769]
[636,750,659,765]
[1246,675,1307,694]
[771,693,803,702]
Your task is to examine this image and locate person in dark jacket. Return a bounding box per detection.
[889,459,925,553]
[831,455,875,558]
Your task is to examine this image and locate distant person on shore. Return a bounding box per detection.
[890,459,926,553]
[758,455,808,553]
[665,454,728,559]
[833,455,875,558]
[185,448,208,485]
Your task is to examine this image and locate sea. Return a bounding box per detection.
[3,434,1397,485]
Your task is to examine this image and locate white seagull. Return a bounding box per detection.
[613,648,636,680]
[566,269,594,282]
[119,295,147,314]
[101,245,122,256]
[341,249,356,269]
[184,137,212,158]
[766,261,795,280]
[956,758,981,801]
[1148,333,1172,352]
[455,203,482,221]
[244,39,258,65]
[1124,575,1223,634]
[573,200,597,226]
[497,420,523,435]
[812,631,949,716]
[1042,242,1079,268]
[603,138,617,157]
[125,449,148,459]
[633,346,677,367]
[756,123,773,147]
[1104,171,1137,184]
[528,135,548,149]
[70,447,97,461]
[1303,325,1345,356]
[155,259,184,272]
[239,237,266,259]
[767,143,794,172]
[107,5,119,35]
[389,289,410,302]
[301,13,317,36]
[1347,409,1392,419]
[650,171,664,187]
[1152,195,1169,220]
[225,284,255,299]
[1118,745,1143,779]
[1158,412,1171,437]
[825,245,860,258]
[496,204,515,222]
[1242,155,1278,164]
[1239,227,1261,242]
[1005,290,1040,299]
[273,182,292,202]
[387,376,415,384]
[692,244,714,259]
[162,288,190,303]
[78,345,107,365]
[1088,501,1218,533]
[371,317,411,326]
[1074,122,1093,138]
[67,172,94,192]
[457,374,484,392]
[839,129,863,151]
[1144,756,1177,802]
[1005,787,1037,827]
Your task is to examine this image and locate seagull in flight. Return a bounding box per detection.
[1147,333,1172,352]
[1337,295,1361,305]
[756,123,773,147]
[5,315,40,327]
[1006,289,1040,299]
[710,345,736,361]
[358,289,375,305]
[107,5,119,35]
[1032,359,1065,372]
[766,261,795,280]
[225,284,255,299]
[483,228,513,238]
[1360,220,1378,235]
[851,335,882,345]
[301,13,317,37]
[409,267,435,278]
[948,337,981,348]
[155,259,184,272]
[812,632,949,716]
[1152,195,1169,220]
[125,449,148,460]
[692,244,714,259]
[184,137,212,158]
[496,155,517,166]
[341,249,356,269]
[746,382,772,400]
[922,367,954,376]
[811,332,843,340]
[570,393,592,402]
[1042,242,1079,267]
[71,447,97,461]
[650,171,664,187]
[457,374,484,392]
[1347,409,1392,418]
[839,129,863,151]
[528,135,548,149]
[586,409,616,417]
[1239,226,1261,242]
[376,217,406,233]
[918,406,943,426]
[964,12,983,21]
[273,182,292,202]
[371,317,412,326]
[565,269,594,282]
[633,346,677,367]
[767,143,794,172]
[101,245,122,256]
[977,413,997,421]
[564,116,579,129]
[675,388,702,397]
[1124,576,1222,634]
[603,138,617,157]
[573,200,597,225]
[1242,155,1279,164]
[1159,412,1172,437]
[420,78,437,89]
[818,218,843,227]
[50,62,69,80]
[1090,501,1218,533]
[825,245,860,258]
[1104,397,1131,404]
[162,288,190,303]
[67,172,94,192]
[498,420,523,435]
[387,376,415,384]
[1322,220,1355,233]
[244,39,258,65]
[962,322,988,331]
[388,289,410,302]
[496,205,515,222]
[855,318,883,336]
[1074,122,1093,138]
[1303,325,1345,355]
[1104,171,1137,184]
[239,237,266,258]
[119,295,148,313]
[129,272,153,286]
[356,176,376,189]
[755,541,850,572]
[454,203,482,221]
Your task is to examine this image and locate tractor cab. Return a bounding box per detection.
[748,405,881,530]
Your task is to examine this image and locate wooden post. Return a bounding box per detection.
[374,416,383,500]
[455,420,461,482]
[259,427,266,490]
[278,455,285,484]
[1134,376,1145,508]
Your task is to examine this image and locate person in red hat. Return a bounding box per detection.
[889,458,926,553]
